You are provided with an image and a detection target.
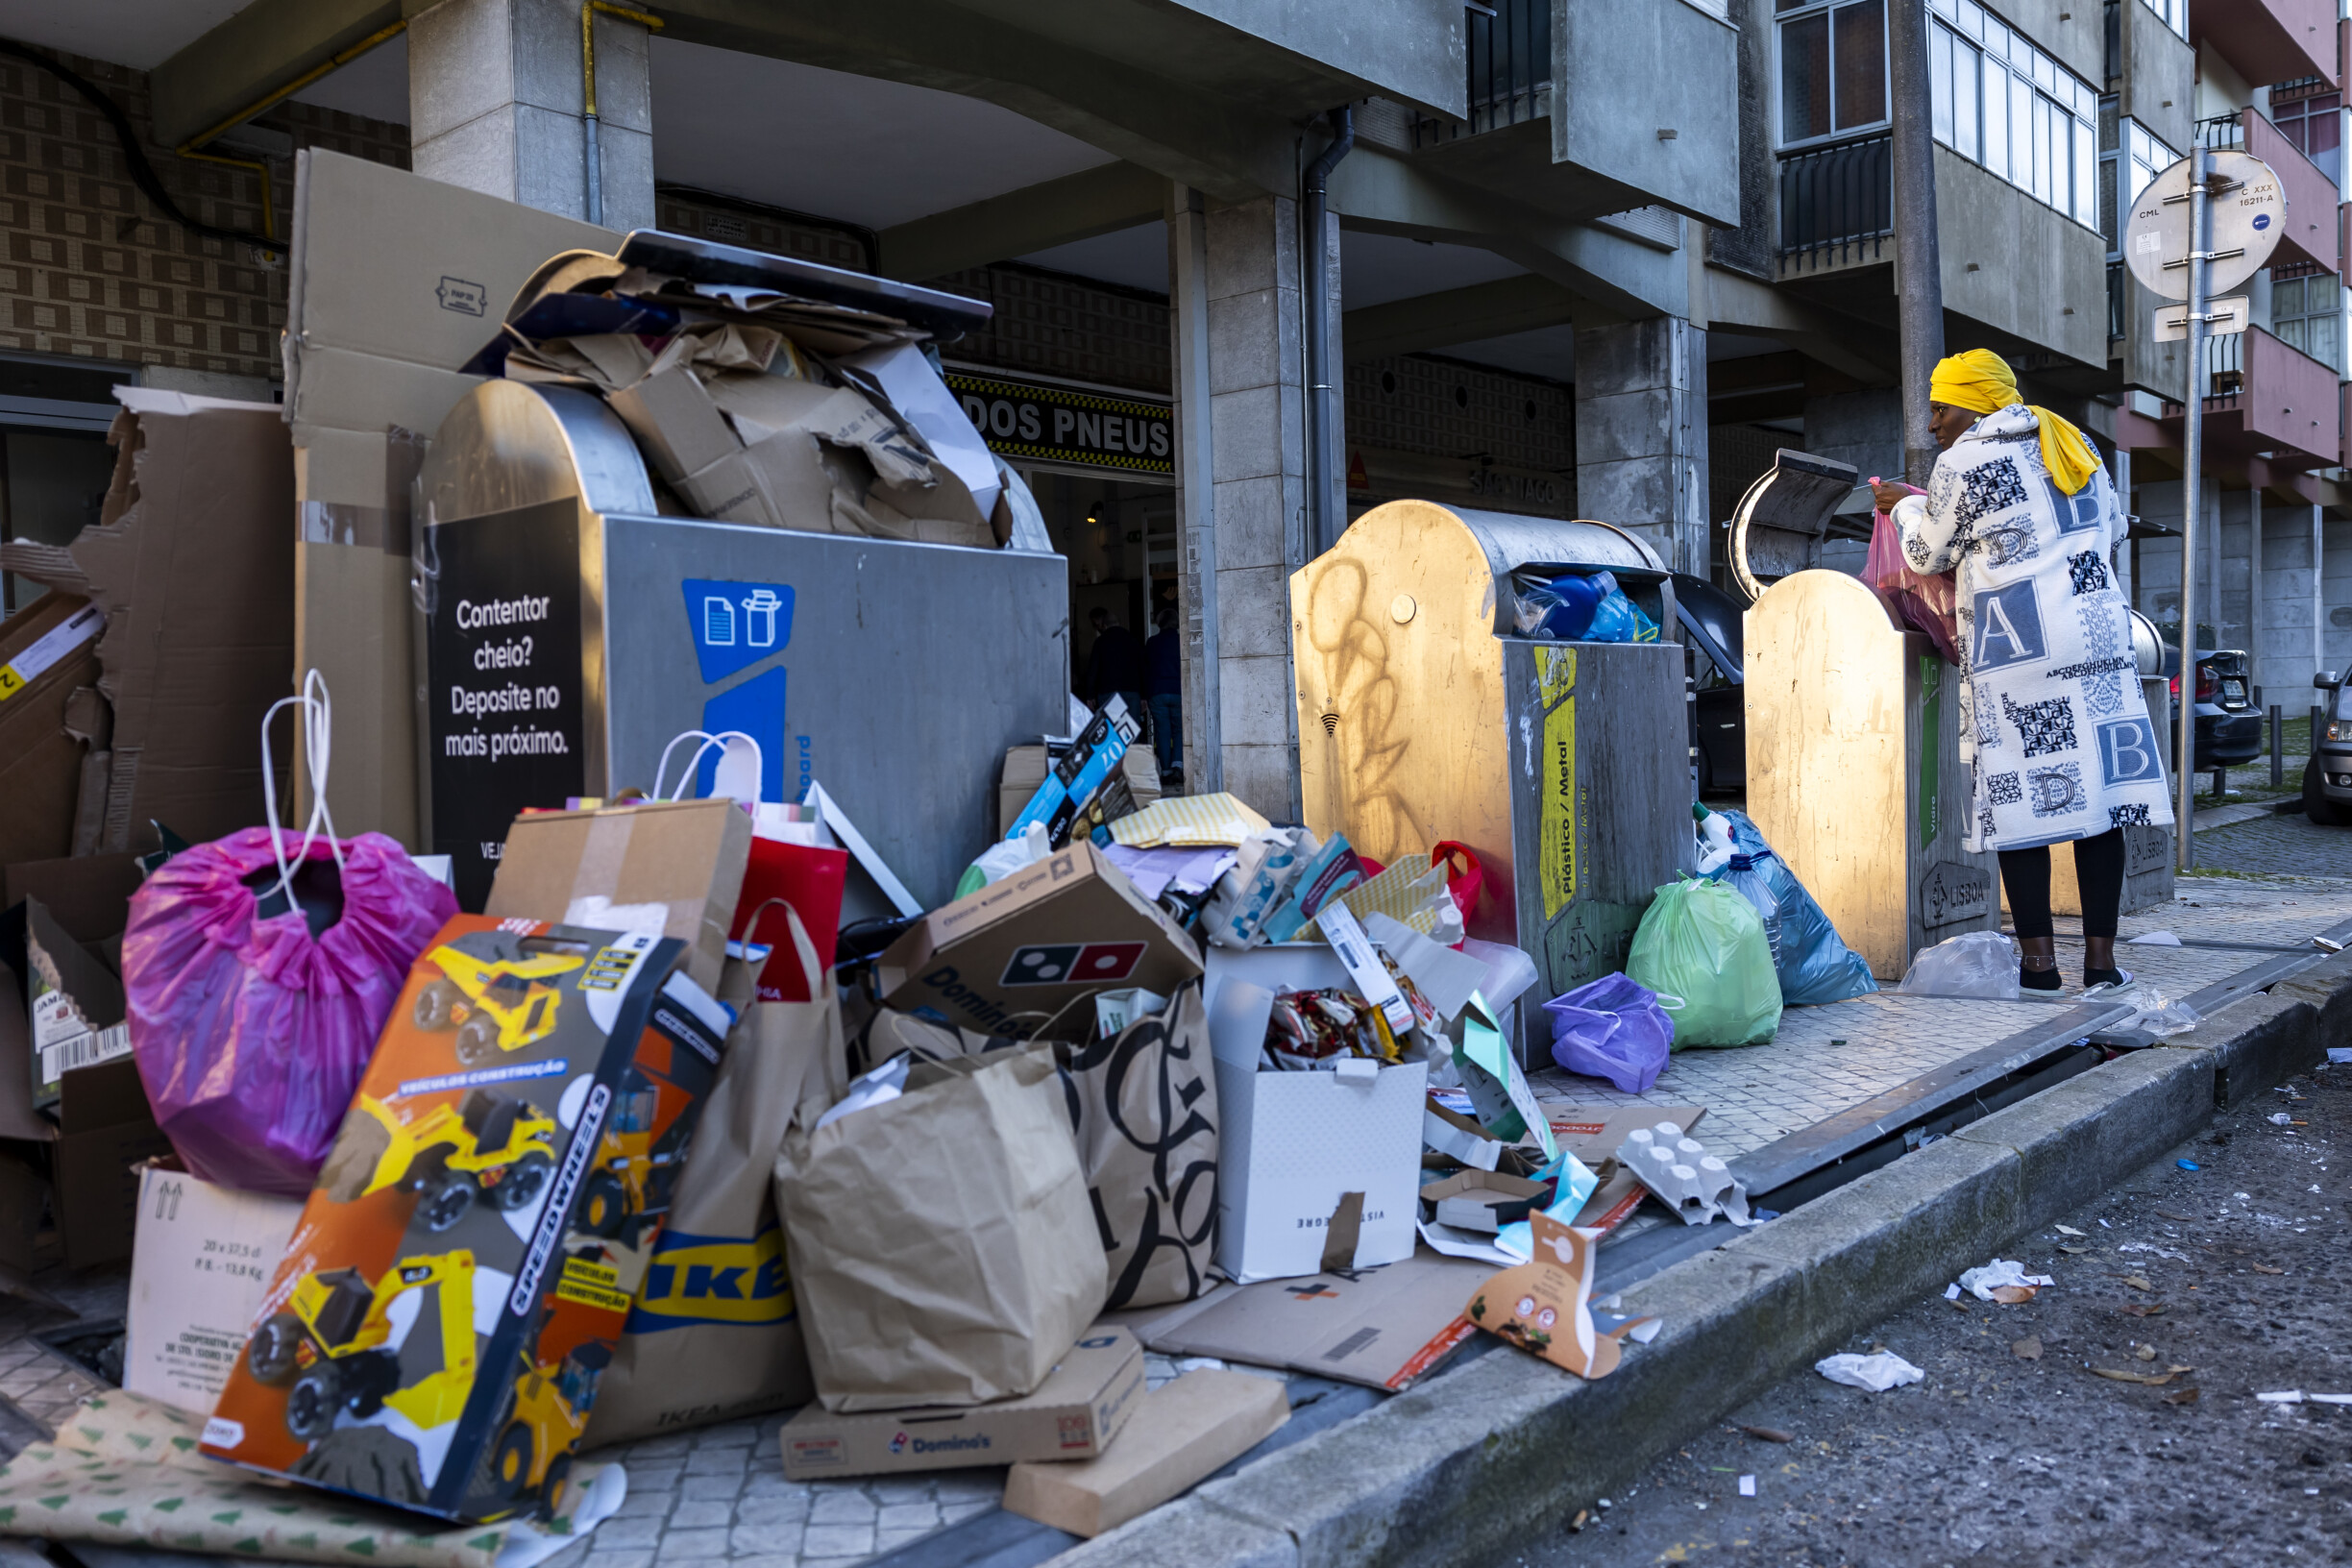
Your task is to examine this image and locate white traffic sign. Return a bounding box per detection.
[2123,150,2285,301]
[2153,293,2250,342]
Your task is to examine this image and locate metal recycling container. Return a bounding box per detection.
[1290,500,1696,1046]
[416,378,1068,914]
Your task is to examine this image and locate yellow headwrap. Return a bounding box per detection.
[1927,348,2100,496]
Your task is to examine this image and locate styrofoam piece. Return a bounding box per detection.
[1617,1121,1758,1227]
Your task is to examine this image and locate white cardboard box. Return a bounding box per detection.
[1207,978,1428,1284]
[125,1161,303,1416]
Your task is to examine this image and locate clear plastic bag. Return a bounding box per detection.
[1865,496,1962,663]
[1544,972,1676,1093]
[2120,985,2200,1036]
[1897,929,2020,1000]
[1624,878,1781,1047]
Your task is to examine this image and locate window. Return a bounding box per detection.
[1926,0,2102,232]
[2100,111,2179,259]
[2273,272,2343,372]
[2271,87,2342,186]
[2140,0,2188,40]
[1776,0,1889,147]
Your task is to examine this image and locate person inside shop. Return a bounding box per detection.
[1145,605,1184,785]
[1086,605,1146,730]
[1870,348,2173,994]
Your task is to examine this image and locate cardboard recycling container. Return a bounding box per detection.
[201,915,726,1523]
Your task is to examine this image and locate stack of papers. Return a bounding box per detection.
[1102,843,1238,901]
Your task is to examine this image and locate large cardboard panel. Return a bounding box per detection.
[0,593,103,866]
[1136,1250,1490,1392]
[292,538,416,844]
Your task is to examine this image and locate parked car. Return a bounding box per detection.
[2306,670,2352,826]
[1673,573,1746,796]
[2161,645,2262,770]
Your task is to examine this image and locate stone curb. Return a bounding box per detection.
[1049,953,2352,1568]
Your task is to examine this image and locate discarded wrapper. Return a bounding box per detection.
[1464,1213,1650,1380]
[1615,1122,1757,1226]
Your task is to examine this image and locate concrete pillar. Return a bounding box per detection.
[407,0,654,232]
[2249,484,2264,692]
[1574,317,1710,574]
[1190,194,1308,821]
[1167,186,1223,797]
[2318,504,2330,680]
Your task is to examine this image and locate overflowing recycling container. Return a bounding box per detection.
[1289,499,1696,1045]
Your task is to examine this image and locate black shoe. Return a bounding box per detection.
[2020,965,2062,992]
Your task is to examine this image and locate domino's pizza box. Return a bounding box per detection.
[777,1326,1143,1480]
[874,841,1201,1041]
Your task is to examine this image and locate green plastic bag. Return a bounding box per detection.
[1624,877,1782,1047]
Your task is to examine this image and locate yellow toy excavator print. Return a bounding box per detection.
[245,1251,480,1442]
[411,930,588,1066]
[485,1342,610,1516]
[320,1089,559,1231]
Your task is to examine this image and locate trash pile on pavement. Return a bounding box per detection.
[0,232,1899,1565]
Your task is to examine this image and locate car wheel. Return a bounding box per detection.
[2306,758,2352,826]
[419,1173,477,1232]
[489,1152,552,1213]
[247,1313,305,1386]
[286,1365,343,1441]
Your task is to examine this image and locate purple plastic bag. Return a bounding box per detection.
[1544,972,1675,1094]
[123,826,458,1196]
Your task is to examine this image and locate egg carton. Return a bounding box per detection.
[1615,1122,1758,1227]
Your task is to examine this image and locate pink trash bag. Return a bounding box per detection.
[1865,479,1962,664]
[123,674,457,1195]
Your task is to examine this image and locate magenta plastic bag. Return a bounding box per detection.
[1544,972,1675,1094]
[123,825,458,1195]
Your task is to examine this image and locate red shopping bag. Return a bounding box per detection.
[1432,841,1485,927]
[1865,479,1962,664]
[731,839,847,1001]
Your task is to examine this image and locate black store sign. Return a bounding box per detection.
[943,369,1173,478]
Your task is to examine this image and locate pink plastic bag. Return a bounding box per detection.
[1865,480,1962,664]
[123,825,457,1195]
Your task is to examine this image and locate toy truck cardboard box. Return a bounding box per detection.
[200,915,727,1522]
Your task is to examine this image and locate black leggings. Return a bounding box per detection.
[1999,827,2125,940]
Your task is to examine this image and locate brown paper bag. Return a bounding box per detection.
[585,905,844,1442]
[1057,983,1219,1310]
[773,1041,1108,1412]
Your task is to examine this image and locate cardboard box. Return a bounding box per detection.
[49,1057,176,1272]
[26,897,130,1109]
[1002,1370,1289,1538]
[485,798,753,992]
[997,744,1162,839]
[0,593,105,866]
[286,150,617,846]
[1204,977,1428,1284]
[126,1159,305,1415]
[1419,1170,1549,1234]
[777,1327,1144,1481]
[201,914,726,1522]
[875,841,1202,1041]
[1136,1250,1489,1392]
[5,852,144,945]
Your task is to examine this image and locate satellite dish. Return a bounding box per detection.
[2121,150,2285,302]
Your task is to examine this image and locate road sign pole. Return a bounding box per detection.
[2175,144,2207,871]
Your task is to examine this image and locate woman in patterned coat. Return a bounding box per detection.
[1869,349,2174,993]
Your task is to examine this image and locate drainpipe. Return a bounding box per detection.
[1305,106,1354,556]
[582,2,664,228]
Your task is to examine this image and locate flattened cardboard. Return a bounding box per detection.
[126,1160,304,1415]
[0,593,105,866]
[1419,1170,1548,1234]
[1002,1370,1289,1538]
[777,1327,1144,1480]
[875,842,1202,1041]
[486,798,754,993]
[1138,1250,1488,1392]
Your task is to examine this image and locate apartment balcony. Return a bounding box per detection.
[1409,0,1739,226]
[1774,134,1892,276]
[2191,0,2337,88]
[2195,109,2340,272]
[2159,325,2340,469]
[2108,262,2191,403]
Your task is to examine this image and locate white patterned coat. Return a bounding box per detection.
[1891,404,2176,853]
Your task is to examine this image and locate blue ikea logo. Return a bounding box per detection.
[625,1225,796,1332]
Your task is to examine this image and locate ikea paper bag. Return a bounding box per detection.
[774,1041,1108,1412]
[585,908,844,1441]
[1057,983,1218,1310]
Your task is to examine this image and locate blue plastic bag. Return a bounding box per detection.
[1516,571,1658,643]
[1708,810,1877,1006]
[1581,578,1659,644]
[1545,971,1675,1092]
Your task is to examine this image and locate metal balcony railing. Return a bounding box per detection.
[2194,110,2247,151]
[2198,330,2246,397]
[1776,134,1893,270]
[1416,0,1550,146]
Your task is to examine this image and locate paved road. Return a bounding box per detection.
[1490,1069,2352,1568]
[2195,811,2352,879]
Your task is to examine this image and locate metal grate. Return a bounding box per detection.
[1416,0,1551,146]
[1776,134,1893,271]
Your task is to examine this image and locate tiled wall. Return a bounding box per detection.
[0,42,407,382]
[1344,352,1573,472]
